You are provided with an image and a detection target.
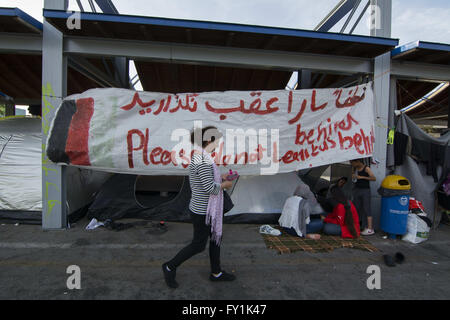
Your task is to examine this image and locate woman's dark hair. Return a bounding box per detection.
[350,158,365,165]
[190,126,222,148]
[338,177,348,183]
[330,186,358,238]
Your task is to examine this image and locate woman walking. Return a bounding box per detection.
[350,159,376,236]
[162,126,235,288]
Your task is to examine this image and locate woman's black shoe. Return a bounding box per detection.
[395,252,405,264]
[162,263,179,288]
[209,271,236,282]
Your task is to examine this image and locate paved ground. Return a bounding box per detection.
[0,217,449,300]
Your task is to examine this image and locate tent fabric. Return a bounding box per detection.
[85,171,304,224]
[0,117,42,212]
[87,174,193,222]
[0,116,111,225]
[0,210,41,225]
[392,113,450,228]
[226,172,303,217]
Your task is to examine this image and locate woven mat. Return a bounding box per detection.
[261,228,379,254]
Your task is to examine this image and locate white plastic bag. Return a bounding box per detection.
[402,214,430,244]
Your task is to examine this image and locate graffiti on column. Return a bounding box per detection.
[42,82,62,218]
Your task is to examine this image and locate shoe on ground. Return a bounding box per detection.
[361,228,375,236]
[383,254,396,267]
[259,225,281,236]
[162,263,179,288]
[395,252,405,264]
[209,270,236,282]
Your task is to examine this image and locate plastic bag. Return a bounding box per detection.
[402,214,430,244]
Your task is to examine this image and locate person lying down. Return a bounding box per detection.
[278,182,325,240]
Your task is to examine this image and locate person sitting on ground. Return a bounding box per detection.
[321,186,360,239]
[279,182,323,240]
[317,187,334,213]
[326,176,348,199]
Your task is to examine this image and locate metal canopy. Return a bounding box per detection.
[0,53,108,104]
[392,41,449,123]
[0,8,119,104]
[44,9,397,58]
[392,41,450,65]
[42,9,398,93]
[390,41,450,82]
[0,7,42,33]
[397,80,448,124]
[406,86,448,124]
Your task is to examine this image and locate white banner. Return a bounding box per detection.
[46,83,375,175]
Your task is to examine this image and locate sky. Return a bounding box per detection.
[2,0,449,93]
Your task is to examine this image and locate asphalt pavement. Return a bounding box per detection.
[0,217,449,300]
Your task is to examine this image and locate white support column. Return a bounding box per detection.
[371,52,391,230]
[370,0,392,38]
[42,0,68,230]
[386,76,397,168]
[369,0,392,230]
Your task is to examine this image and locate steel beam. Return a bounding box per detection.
[349,0,370,34]
[64,37,373,75]
[68,56,122,87]
[0,33,42,54]
[391,61,450,82]
[299,70,312,89]
[94,0,119,14]
[340,0,361,33]
[315,0,360,32]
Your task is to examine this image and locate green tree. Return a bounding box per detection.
[0,104,5,117]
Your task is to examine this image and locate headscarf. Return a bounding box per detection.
[294,182,317,206]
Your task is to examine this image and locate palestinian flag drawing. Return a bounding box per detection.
[46,98,94,166]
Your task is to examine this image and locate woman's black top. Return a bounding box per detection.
[354,166,370,189]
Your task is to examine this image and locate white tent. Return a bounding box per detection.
[0,117,42,213]
[0,116,111,224]
[223,171,304,223]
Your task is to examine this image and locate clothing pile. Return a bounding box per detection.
[394,132,449,183]
[438,173,450,210]
[392,114,450,226]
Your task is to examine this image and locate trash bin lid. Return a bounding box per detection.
[381,175,411,190]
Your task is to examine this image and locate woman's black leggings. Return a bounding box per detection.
[167,211,221,274]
